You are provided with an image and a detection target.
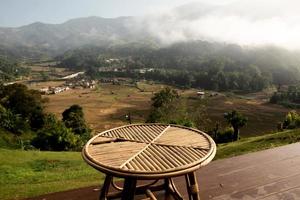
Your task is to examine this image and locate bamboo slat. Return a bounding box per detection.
[88,141,147,168]
[154,127,211,148]
[83,124,216,175]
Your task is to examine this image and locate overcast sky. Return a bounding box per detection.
[137,0,300,49]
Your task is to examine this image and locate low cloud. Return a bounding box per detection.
[134,0,300,49]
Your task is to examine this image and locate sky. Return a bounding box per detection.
[0,0,203,27]
[1,0,300,49]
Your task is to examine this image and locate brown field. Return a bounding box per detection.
[203,93,295,137]
[28,65,66,73]
[27,64,76,80]
[31,80,295,137]
[42,83,165,132]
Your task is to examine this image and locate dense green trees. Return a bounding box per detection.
[224,110,248,141]
[0,104,29,135]
[31,114,82,151]
[58,42,300,92]
[0,84,91,151]
[31,105,91,151]
[0,84,46,130]
[62,105,91,141]
[150,87,179,108]
[142,66,269,91]
[270,85,300,108]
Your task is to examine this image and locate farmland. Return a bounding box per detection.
[29,79,295,138]
[204,92,291,137]
[39,82,165,132]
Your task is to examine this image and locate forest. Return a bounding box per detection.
[58,41,300,92]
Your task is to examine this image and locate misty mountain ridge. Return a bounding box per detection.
[0,16,143,53]
[1,0,300,59]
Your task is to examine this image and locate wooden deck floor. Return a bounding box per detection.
[25,142,300,200]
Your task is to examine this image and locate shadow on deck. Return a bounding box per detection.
[25,143,300,200]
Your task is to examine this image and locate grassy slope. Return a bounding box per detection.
[0,149,103,200]
[216,129,300,159]
[1,129,300,200]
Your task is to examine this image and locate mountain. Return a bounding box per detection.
[0,2,240,58]
[1,1,300,59]
[0,16,151,58]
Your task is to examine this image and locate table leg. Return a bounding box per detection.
[185,172,200,200]
[121,177,137,200]
[99,175,112,200]
[164,178,183,200]
[164,178,171,198]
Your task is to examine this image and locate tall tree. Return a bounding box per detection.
[62,105,91,141]
[147,87,179,123]
[146,87,195,126]
[150,87,179,108]
[0,83,46,130]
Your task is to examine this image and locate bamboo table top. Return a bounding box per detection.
[82,124,216,179]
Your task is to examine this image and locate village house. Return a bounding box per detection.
[39,86,70,95]
[197,91,205,99]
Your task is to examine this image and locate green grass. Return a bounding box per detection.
[1,129,300,200]
[216,129,300,159]
[0,130,34,149]
[0,149,103,200]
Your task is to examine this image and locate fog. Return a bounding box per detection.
[134,0,300,49]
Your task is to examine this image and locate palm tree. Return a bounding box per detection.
[224,110,247,141]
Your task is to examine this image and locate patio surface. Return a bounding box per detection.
[25,142,300,200]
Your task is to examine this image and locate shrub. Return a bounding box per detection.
[283,110,300,129]
[0,104,30,135]
[217,127,234,143]
[169,119,194,127]
[31,114,82,151]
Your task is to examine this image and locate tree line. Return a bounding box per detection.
[58,42,300,92]
[270,85,300,108]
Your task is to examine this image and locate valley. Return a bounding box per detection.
[1,2,300,199]
[25,76,293,138]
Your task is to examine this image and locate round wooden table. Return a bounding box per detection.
[82,124,216,200]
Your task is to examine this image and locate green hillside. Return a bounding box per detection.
[0,149,103,200]
[1,129,300,200]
